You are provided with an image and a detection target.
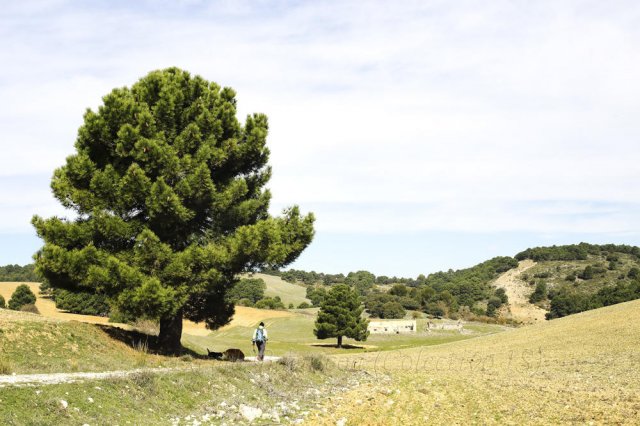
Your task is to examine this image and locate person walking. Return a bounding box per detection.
[252,321,268,361]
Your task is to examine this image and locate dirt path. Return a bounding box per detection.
[494,260,547,324]
[0,356,282,388]
[0,367,181,387]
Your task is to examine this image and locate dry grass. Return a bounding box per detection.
[1,282,294,339]
[310,299,640,425]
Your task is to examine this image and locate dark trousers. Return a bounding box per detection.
[256,341,266,361]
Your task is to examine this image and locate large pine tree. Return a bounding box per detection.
[32,68,314,354]
[314,284,369,348]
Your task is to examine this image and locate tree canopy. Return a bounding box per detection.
[314,284,369,347]
[8,284,37,311]
[32,68,314,353]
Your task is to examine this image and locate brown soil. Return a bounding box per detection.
[493,260,547,324]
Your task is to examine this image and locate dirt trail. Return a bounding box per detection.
[494,260,547,324]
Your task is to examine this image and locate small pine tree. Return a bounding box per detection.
[8,284,37,310]
[0,294,5,308]
[314,284,369,348]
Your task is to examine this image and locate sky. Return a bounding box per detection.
[1,0,640,277]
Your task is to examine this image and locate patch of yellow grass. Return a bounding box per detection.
[312,299,640,425]
[1,282,293,337]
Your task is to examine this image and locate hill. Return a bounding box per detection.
[253,272,311,306]
[310,298,640,424]
[512,243,640,319]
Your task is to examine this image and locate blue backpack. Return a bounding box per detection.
[255,328,265,342]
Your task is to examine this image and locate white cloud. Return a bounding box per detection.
[1,0,640,241]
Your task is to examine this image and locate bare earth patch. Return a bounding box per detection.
[493,260,547,324]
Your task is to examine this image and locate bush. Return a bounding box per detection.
[255,297,286,310]
[0,295,5,309]
[529,281,548,303]
[8,284,37,310]
[628,267,640,279]
[236,298,254,307]
[227,278,266,304]
[19,304,40,314]
[486,296,502,317]
[495,288,508,304]
[297,302,311,309]
[381,301,405,319]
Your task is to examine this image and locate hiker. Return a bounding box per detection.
[252,321,268,361]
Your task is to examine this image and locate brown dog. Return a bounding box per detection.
[223,348,245,362]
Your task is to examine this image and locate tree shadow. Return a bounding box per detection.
[95,324,207,358]
[309,343,366,350]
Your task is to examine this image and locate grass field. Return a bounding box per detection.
[308,298,640,425]
[254,273,311,306]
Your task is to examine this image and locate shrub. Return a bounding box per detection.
[236,298,254,307]
[20,304,40,314]
[495,288,508,304]
[227,278,266,304]
[486,296,502,317]
[628,267,640,279]
[297,302,311,309]
[579,266,594,280]
[303,353,327,372]
[381,301,405,319]
[8,284,36,310]
[255,297,286,310]
[0,295,5,309]
[529,281,548,303]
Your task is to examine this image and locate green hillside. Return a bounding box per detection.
[254,272,311,306]
[515,243,640,319]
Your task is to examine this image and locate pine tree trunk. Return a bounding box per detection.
[337,335,343,348]
[158,309,183,355]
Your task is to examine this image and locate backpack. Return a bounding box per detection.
[255,327,265,342]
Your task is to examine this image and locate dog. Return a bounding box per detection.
[223,348,245,362]
[207,348,223,359]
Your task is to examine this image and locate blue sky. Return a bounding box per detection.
[2,1,640,277]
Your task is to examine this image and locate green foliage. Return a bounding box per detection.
[0,264,38,281]
[627,267,640,279]
[529,281,548,303]
[0,295,5,308]
[547,280,640,319]
[279,269,344,285]
[380,301,406,319]
[255,296,286,310]
[345,271,376,295]
[8,284,37,310]
[31,68,314,353]
[578,265,605,280]
[314,284,369,347]
[516,243,640,262]
[421,256,518,308]
[306,286,327,307]
[52,289,110,316]
[388,284,408,297]
[227,278,266,304]
[364,293,396,318]
[495,288,508,304]
[297,302,311,309]
[486,297,502,317]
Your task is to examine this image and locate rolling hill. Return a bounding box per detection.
[311,298,640,424]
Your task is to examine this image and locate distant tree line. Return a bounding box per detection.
[516,243,640,262]
[270,256,518,319]
[547,279,640,319]
[0,264,38,282]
